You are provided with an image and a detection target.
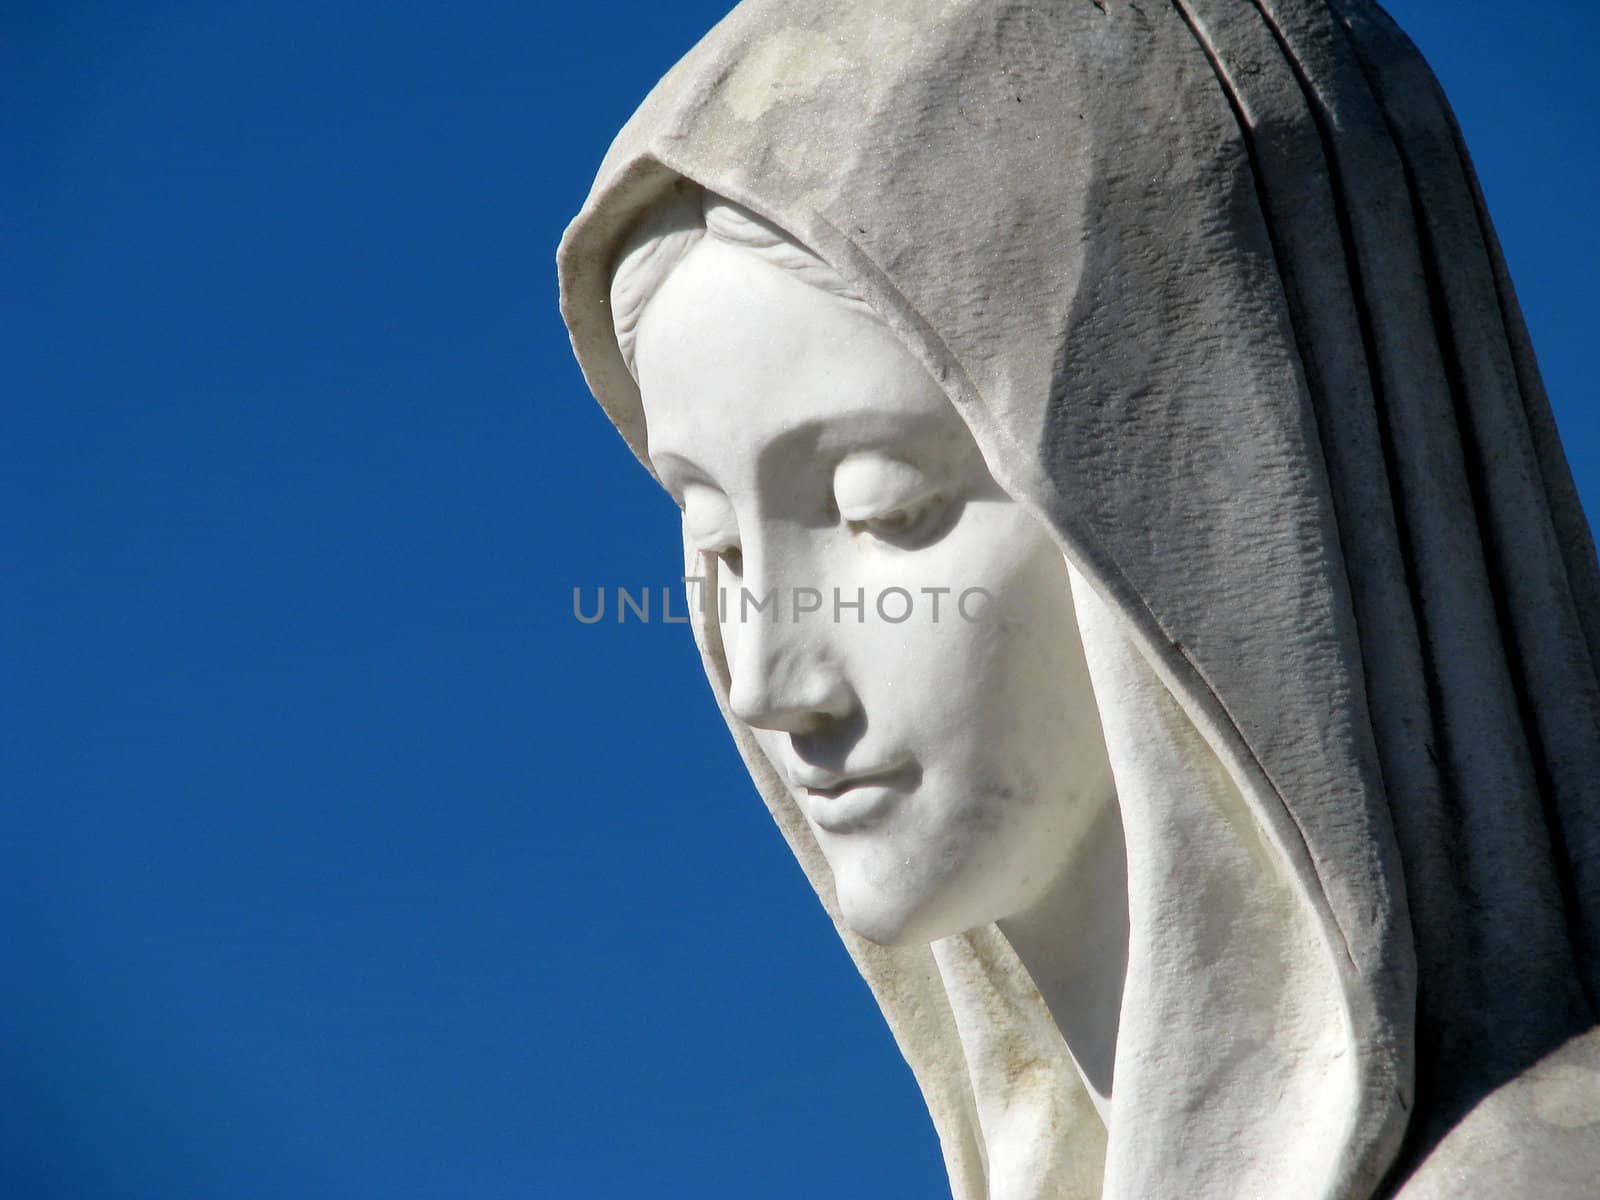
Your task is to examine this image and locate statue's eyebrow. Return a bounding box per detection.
[648,449,718,501]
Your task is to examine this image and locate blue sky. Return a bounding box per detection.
[5,2,1597,1196]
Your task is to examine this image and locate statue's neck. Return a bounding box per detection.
[997,796,1128,1124]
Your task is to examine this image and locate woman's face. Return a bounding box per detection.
[634,235,1113,946]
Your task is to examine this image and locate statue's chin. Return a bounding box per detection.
[836,880,968,949]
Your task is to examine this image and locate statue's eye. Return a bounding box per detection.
[857,495,944,545]
[691,533,743,576]
[682,483,742,570]
[833,453,949,549]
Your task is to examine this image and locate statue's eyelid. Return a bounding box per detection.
[681,493,741,555]
[684,521,741,554]
[682,482,735,520]
[833,459,940,523]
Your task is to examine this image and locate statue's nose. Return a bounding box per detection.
[725,598,854,734]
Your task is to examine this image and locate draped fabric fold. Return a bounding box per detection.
[559,2,1600,1193]
[1172,0,1600,1167]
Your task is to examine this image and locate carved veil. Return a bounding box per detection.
[558,2,1600,1195]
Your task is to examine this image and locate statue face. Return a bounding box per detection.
[635,236,1113,946]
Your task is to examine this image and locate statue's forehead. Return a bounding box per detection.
[636,239,966,485]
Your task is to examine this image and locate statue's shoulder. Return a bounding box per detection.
[1394,1028,1600,1198]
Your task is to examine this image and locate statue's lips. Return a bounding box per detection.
[793,763,916,834]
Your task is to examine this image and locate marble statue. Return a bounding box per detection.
[556,1,1600,1195]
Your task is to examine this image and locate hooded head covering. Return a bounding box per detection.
[557,2,1600,1195]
